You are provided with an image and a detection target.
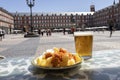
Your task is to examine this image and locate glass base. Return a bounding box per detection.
[82,56,92,60]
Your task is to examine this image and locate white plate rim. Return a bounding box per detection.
[31,58,82,70]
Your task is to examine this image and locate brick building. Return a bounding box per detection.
[93,0,120,29]
[12,0,120,31]
[0,7,14,34]
[13,12,94,31]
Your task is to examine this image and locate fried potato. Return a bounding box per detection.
[74,54,82,63]
[68,59,75,66]
[36,56,42,66]
[46,57,53,67]
[35,47,82,67]
[39,59,47,67]
[60,54,69,67]
[53,47,59,53]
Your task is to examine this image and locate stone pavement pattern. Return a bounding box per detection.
[0,31,120,58]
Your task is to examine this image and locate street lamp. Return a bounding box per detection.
[70,14,76,33]
[24,0,39,37]
[70,14,75,23]
[26,0,35,33]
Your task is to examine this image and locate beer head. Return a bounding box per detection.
[74,32,93,36]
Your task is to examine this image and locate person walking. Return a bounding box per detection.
[41,29,44,36]
[48,29,52,36]
[63,28,65,35]
[46,29,49,36]
[38,29,41,35]
[2,30,5,38]
[109,25,113,37]
[109,20,114,37]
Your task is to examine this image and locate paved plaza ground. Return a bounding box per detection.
[0,31,120,58]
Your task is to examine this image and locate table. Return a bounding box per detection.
[0,50,120,80]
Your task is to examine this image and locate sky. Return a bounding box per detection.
[0,0,119,13]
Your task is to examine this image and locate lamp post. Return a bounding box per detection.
[24,0,39,37]
[70,14,75,23]
[70,14,76,34]
[26,0,35,33]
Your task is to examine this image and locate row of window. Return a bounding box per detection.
[0,22,11,27]
[92,3,120,26]
[0,10,13,19]
[15,23,80,27]
[15,19,89,24]
[0,10,14,28]
[0,15,13,23]
[14,15,92,20]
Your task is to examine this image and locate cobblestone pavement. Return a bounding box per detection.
[0,31,120,58]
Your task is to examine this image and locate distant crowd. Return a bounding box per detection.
[38,29,52,36]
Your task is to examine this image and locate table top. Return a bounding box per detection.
[0,50,120,80]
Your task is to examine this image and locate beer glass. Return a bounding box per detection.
[74,32,93,59]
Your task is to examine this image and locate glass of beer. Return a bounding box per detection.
[74,32,93,59]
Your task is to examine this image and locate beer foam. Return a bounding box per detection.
[74,32,93,36]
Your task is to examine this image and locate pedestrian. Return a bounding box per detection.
[46,29,48,36]
[63,28,65,35]
[2,30,5,38]
[109,20,114,37]
[41,29,44,36]
[48,29,52,36]
[71,27,75,34]
[38,29,41,35]
[9,25,12,34]
[0,31,2,41]
[109,25,113,37]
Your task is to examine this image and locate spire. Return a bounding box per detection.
[113,0,115,5]
[90,1,95,12]
[90,5,95,12]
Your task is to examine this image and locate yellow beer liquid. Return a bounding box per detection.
[74,33,93,58]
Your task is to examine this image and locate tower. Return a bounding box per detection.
[90,5,95,12]
[113,0,115,5]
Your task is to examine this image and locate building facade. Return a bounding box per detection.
[13,0,120,31]
[13,12,93,31]
[93,1,120,29]
[0,7,14,34]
